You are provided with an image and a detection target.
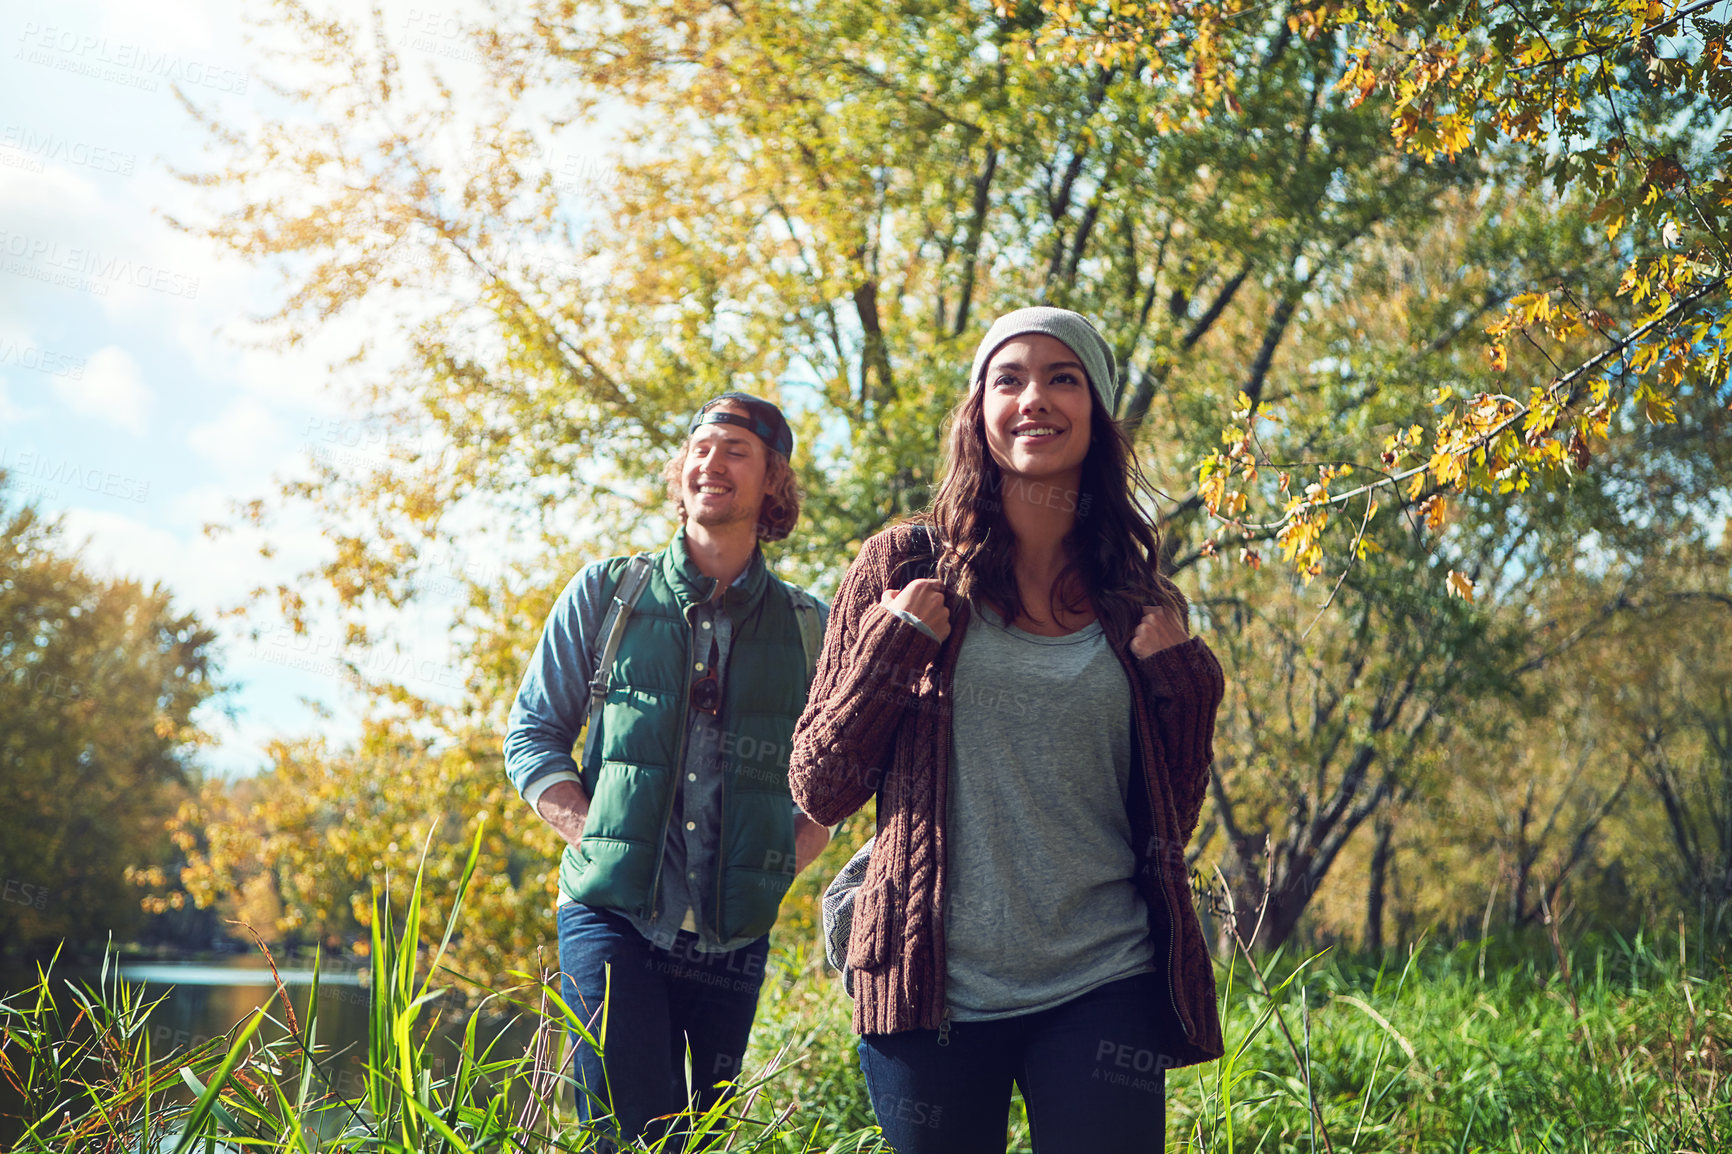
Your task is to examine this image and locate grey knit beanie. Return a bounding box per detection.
[969,307,1118,415]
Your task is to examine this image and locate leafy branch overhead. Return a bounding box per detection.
[1037,0,1731,596]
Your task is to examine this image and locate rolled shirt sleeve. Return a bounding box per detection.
[503,563,614,804]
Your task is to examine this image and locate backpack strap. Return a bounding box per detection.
[907,521,939,581]
[788,588,823,687]
[580,554,655,771]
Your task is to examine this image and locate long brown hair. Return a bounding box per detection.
[924,384,1187,642]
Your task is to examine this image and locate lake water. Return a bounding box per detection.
[0,955,540,1145]
[114,958,377,1076]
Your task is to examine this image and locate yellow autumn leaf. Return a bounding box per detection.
[1200,466,1228,513]
[1438,112,1473,159]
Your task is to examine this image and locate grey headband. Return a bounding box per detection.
[969,307,1118,414]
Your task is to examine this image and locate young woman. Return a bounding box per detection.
[790,308,1225,1153]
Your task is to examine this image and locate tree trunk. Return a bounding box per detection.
[1366,808,1394,953]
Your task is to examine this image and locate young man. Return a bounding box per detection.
[503,393,831,1145]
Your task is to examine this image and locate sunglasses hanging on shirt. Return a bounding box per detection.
[690,633,722,715]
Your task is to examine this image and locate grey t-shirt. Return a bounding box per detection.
[944,607,1155,1020]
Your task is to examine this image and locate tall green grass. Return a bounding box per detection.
[0,824,889,1152]
[2,832,1725,1152]
[728,927,1730,1153]
[1169,931,1730,1153]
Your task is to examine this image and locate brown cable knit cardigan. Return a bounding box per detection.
[789,524,1227,1067]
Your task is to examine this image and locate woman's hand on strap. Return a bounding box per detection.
[1130,604,1189,658]
[879,578,951,643]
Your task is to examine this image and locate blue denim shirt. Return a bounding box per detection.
[504,536,819,953]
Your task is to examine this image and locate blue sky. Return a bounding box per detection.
[0,0,511,774]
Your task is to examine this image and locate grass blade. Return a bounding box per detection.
[170,1001,271,1154]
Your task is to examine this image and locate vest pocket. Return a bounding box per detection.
[717,797,796,940]
[567,836,653,911]
[717,867,794,941]
[583,760,670,844]
[567,760,666,913]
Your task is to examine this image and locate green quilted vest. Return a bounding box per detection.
[559,534,812,941]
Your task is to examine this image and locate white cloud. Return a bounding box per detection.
[193,684,365,780]
[54,345,152,434]
[98,0,235,61]
[0,378,25,426]
[59,497,321,615]
[59,505,196,594]
[187,396,287,479]
[0,159,113,309]
[0,322,41,425]
[0,158,104,222]
[56,497,366,778]
[6,0,531,775]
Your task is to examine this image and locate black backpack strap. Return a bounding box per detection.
[580,554,654,771]
[902,522,940,583]
[787,587,823,687]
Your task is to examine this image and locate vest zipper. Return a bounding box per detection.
[936,1006,953,1047]
[712,797,727,937]
[645,594,702,922]
[709,583,728,938]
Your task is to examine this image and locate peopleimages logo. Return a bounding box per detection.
[251,627,466,693]
[0,339,85,379]
[0,231,200,299]
[13,21,250,95]
[1,877,50,911]
[397,9,487,65]
[0,124,136,177]
[0,447,151,504]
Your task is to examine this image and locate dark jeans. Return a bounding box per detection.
[858,972,1175,1154]
[556,902,770,1147]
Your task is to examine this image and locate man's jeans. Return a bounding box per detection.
[557,902,770,1145]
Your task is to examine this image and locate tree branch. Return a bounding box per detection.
[952,144,999,337]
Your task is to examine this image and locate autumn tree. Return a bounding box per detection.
[1200,288,1732,950]
[169,0,1471,956]
[169,714,558,981]
[1038,0,1731,591]
[1580,541,1732,934]
[169,0,1731,963]
[0,477,220,957]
